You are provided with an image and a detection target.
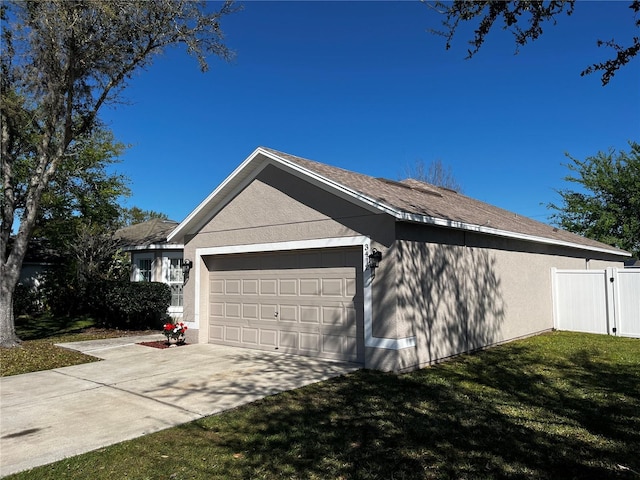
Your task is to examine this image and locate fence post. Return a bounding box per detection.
[605,267,617,335]
[551,268,559,330]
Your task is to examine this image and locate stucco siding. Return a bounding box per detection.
[394,223,625,370]
[182,166,396,346]
[185,166,391,251]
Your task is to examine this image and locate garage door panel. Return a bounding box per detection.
[300,305,320,323]
[321,278,343,296]
[260,279,278,295]
[346,278,356,297]
[299,332,320,352]
[242,328,258,345]
[210,280,224,295]
[242,279,258,295]
[226,279,241,295]
[300,279,320,296]
[208,248,363,363]
[279,305,298,322]
[279,331,298,349]
[322,334,346,355]
[321,305,344,325]
[260,304,278,320]
[242,304,259,319]
[225,326,241,342]
[279,279,297,295]
[210,302,224,317]
[260,329,277,346]
[210,325,224,341]
[226,303,241,318]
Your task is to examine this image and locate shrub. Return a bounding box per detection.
[13,283,47,317]
[87,281,171,330]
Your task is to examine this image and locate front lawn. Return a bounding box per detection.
[7,331,640,479]
[0,314,156,376]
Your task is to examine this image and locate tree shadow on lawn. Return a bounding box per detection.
[14,313,95,340]
[178,339,639,479]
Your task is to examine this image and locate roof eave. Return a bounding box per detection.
[168,147,386,243]
[170,147,629,259]
[395,211,631,258]
[121,243,184,252]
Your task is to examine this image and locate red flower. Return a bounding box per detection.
[163,323,175,331]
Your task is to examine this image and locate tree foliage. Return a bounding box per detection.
[427,0,640,86]
[0,0,238,347]
[32,128,130,249]
[548,142,640,259]
[402,158,463,192]
[119,207,169,227]
[41,224,131,318]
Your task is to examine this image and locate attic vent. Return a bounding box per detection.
[409,185,443,198]
[377,178,443,198]
[376,178,413,190]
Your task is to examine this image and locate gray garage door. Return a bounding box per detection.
[207,248,364,363]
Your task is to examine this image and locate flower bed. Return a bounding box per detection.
[138,340,188,349]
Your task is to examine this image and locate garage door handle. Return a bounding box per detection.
[274,312,278,318]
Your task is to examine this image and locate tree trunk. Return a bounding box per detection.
[0,277,21,348]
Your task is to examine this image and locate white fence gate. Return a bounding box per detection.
[552,268,640,338]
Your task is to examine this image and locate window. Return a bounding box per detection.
[137,258,152,282]
[167,257,184,307]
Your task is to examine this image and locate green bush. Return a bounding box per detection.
[87,281,171,330]
[13,283,47,317]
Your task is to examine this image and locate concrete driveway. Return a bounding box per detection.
[0,335,361,477]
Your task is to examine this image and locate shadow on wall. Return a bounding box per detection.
[397,240,506,366]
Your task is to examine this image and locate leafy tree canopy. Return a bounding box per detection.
[548,142,640,259]
[427,0,640,86]
[119,207,169,227]
[31,128,131,248]
[0,0,238,347]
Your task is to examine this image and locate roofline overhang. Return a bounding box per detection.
[394,212,631,257]
[169,147,630,259]
[168,147,385,243]
[121,244,184,252]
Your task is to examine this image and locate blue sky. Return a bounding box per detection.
[101,1,639,224]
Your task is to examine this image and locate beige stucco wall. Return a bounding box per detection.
[182,164,627,371]
[182,165,394,348]
[381,223,626,371]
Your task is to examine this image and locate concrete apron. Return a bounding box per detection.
[0,335,361,477]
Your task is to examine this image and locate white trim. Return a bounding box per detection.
[122,244,183,252]
[169,147,628,258]
[169,149,265,242]
[394,211,630,257]
[196,236,368,257]
[193,236,417,352]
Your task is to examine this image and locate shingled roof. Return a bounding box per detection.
[169,147,629,258]
[116,218,180,248]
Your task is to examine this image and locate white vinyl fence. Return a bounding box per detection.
[552,268,640,338]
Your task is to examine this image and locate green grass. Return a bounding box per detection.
[0,314,155,377]
[6,331,640,479]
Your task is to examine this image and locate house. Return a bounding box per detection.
[17,238,58,289]
[115,218,185,321]
[168,147,630,372]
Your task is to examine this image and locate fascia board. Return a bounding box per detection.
[121,244,184,252]
[170,147,628,258]
[169,147,392,242]
[168,147,268,242]
[264,152,391,216]
[396,211,631,257]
